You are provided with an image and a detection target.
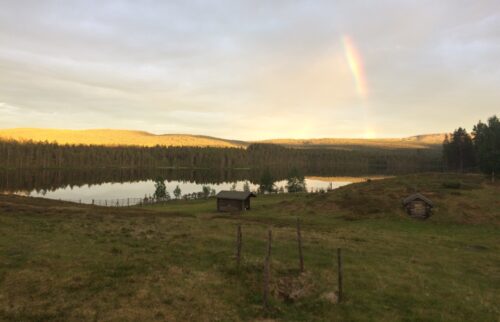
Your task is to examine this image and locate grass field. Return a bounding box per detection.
[0,173,498,321]
[0,128,444,150]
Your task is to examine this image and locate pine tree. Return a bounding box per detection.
[442,127,475,172]
[259,168,276,193]
[473,115,500,182]
[174,185,182,199]
[153,177,167,200]
[286,168,307,193]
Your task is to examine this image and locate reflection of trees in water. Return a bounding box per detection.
[0,168,258,193]
[1,163,438,193]
[0,140,443,193]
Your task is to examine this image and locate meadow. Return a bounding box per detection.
[0,173,498,321]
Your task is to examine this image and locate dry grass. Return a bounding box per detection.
[258,134,445,149]
[0,128,445,150]
[0,128,245,148]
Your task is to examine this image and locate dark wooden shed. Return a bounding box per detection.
[216,191,256,212]
[402,193,433,219]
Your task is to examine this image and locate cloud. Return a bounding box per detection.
[0,102,20,114]
[0,0,499,139]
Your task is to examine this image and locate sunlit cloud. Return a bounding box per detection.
[0,1,499,139]
[0,102,22,114]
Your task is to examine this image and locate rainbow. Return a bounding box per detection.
[342,35,368,98]
[342,35,374,138]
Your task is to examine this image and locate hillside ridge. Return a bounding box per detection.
[0,128,444,149]
[0,128,245,148]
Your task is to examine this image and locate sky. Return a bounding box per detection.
[0,0,499,140]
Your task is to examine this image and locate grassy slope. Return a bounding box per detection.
[0,173,498,321]
[0,128,246,148]
[0,128,444,150]
[258,134,445,150]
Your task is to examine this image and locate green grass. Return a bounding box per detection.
[0,173,499,321]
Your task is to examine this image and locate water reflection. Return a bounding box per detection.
[0,168,379,204]
[15,178,352,204]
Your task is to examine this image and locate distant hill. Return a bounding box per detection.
[401,133,446,144]
[0,128,445,150]
[257,134,445,150]
[0,128,246,148]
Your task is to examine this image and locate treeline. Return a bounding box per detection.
[0,139,442,173]
[443,115,499,180]
[0,141,245,169]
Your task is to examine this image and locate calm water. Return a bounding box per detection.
[18,178,352,204]
[0,168,378,205]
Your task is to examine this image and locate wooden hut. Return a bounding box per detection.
[216,191,256,212]
[402,193,433,219]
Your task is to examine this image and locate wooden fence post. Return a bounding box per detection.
[297,217,304,273]
[263,229,272,309]
[337,248,343,303]
[236,224,242,268]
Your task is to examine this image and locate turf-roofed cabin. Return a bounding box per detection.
[216,191,256,212]
[402,193,434,219]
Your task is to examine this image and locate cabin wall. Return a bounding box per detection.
[406,200,431,218]
[217,198,244,212]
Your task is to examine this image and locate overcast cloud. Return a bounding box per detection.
[0,0,499,139]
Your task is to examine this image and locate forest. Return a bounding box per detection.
[443,115,500,179]
[0,139,442,173]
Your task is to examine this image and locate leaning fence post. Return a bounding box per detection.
[337,248,343,303]
[263,229,272,310]
[236,224,242,268]
[297,217,304,273]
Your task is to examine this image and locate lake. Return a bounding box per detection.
[0,168,382,205]
[16,178,354,205]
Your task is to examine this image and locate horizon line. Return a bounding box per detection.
[0,127,447,142]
